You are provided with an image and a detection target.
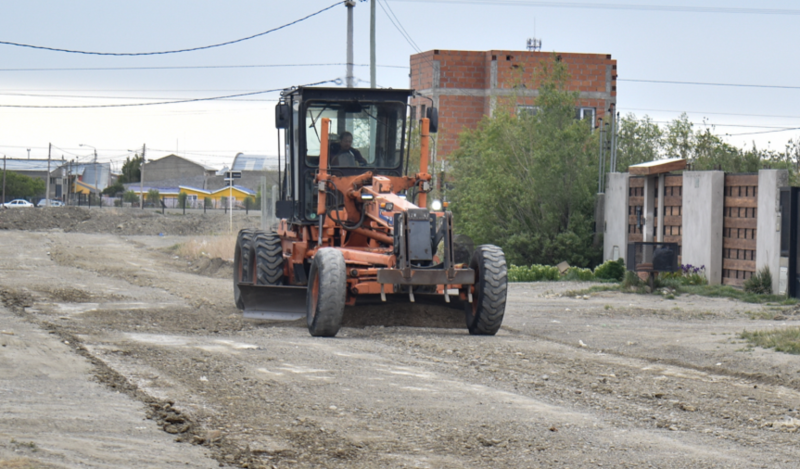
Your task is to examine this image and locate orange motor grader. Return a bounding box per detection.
[234,86,507,337]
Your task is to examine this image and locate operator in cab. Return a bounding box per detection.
[331,131,368,167]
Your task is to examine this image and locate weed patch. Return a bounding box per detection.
[740,327,800,354]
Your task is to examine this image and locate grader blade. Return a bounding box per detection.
[239,284,307,321]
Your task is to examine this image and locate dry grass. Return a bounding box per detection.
[740,326,800,354]
[174,235,237,262]
[0,457,47,469]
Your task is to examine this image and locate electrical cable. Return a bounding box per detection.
[379,0,421,52]
[0,79,337,108]
[0,63,409,72]
[619,79,800,90]
[387,0,800,16]
[0,2,341,56]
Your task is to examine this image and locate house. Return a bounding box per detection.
[409,49,617,162]
[1,158,109,199]
[125,184,256,208]
[140,154,217,189]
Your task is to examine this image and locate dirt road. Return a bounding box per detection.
[2,224,800,468]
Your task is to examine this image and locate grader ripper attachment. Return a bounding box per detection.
[233,86,507,337]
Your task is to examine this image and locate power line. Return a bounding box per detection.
[0,63,409,72]
[0,2,341,56]
[379,0,421,52]
[619,108,800,120]
[0,92,275,102]
[388,0,800,15]
[0,79,337,108]
[724,127,800,137]
[619,79,800,90]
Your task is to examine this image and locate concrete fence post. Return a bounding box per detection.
[756,169,789,293]
[682,171,724,285]
[603,172,630,262]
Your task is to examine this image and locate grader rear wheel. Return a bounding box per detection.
[306,248,346,337]
[233,229,255,309]
[465,245,508,335]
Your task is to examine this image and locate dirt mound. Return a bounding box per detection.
[0,206,257,236]
[187,256,233,279]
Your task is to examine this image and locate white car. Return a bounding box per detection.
[3,199,35,208]
[36,199,65,207]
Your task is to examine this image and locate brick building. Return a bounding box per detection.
[409,49,618,163]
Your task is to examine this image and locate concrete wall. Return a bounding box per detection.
[756,169,789,293]
[604,172,630,262]
[682,171,725,284]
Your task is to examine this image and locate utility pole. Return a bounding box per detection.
[93,148,98,207]
[370,0,376,88]
[346,0,355,88]
[46,143,51,207]
[140,144,146,209]
[2,156,6,205]
[27,148,30,160]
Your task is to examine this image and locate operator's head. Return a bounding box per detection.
[340,131,353,150]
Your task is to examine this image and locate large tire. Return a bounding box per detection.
[233,229,255,309]
[254,232,284,285]
[306,248,346,337]
[465,245,507,335]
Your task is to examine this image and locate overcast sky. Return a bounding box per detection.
[1,0,798,170]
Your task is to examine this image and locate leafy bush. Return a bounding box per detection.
[660,264,708,286]
[177,192,188,208]
[594,258,625,281]
[146,189,160,206]
[622,270,642,288]
[744,267,773,294]
[204,197,212,208]
[122,190,139,204]
[564,266,594,281]
[508,264,560,282]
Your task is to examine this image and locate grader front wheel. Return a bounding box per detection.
[306,248,347,337]
[233,229,255,309]
[465,245,508,335]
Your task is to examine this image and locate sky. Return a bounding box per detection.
[1,0,799,171]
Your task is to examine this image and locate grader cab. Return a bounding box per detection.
[234,86,507,337]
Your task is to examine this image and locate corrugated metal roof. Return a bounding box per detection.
[2,159,52,172]
[212,185,257,196]
[231,154,277,171]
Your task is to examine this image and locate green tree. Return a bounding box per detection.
[177,192,188,208]
[146,189,160,206]
[122,190,139,204]
[102,180,125,196]
[450,56,601,267]
[120,154,142,183]
[616,114,663,171]
[2,171,46,198]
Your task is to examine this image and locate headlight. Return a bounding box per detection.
[431,199,443,211]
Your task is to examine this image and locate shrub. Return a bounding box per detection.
[508,264,560,282]
[622,270,642,288]
[177,192,188,208]
[204,197,212,208]
[660,264,708,286]
[744,267,773,294]
[146,189,160,206]
[594,258,625,281]
[564,266,594,281]
[123,190,139,204]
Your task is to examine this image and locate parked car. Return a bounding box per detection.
[2,199,34,208]
[36,199,65,207]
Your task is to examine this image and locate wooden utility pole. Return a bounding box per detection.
[45,143,52,207]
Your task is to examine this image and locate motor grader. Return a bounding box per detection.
[233,86,507,337]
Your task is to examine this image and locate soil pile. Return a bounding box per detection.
[0,206,258,236]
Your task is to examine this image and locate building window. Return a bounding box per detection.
[517,105,540,117]
[578,107,596,123]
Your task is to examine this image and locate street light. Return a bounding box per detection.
[79,144,99,202]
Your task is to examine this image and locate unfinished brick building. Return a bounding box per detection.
[409,49,618,164]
